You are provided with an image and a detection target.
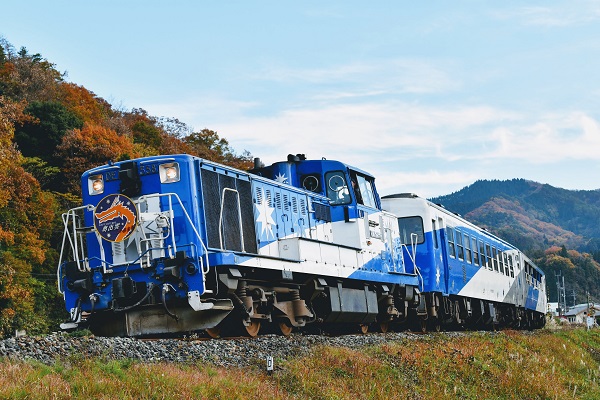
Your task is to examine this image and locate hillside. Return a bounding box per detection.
[431,179,600,303]
[430,179,600,253]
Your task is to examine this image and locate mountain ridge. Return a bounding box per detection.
[429,178,600,253]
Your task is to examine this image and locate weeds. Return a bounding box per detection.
[1,329,600,399]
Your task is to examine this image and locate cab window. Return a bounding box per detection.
[325,171,351,205]
[349,171,377,208]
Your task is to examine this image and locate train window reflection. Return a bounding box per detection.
[485,244,492,270]
[350,172,377,208]
[472,237,479,266]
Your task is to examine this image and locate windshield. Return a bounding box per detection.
[325,171,351,205]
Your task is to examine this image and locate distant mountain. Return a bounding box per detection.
[430,179,600,254]
[430,179,600,303]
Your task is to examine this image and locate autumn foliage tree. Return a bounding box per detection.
[0,96,57,337]
[0,40,62,103]
[185,128,253,170]
[59,82,109,125]
[56,122,138,192]
[0,37,255,336]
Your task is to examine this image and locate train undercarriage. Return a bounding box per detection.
[76,265,545,338]
[419,292,546,333]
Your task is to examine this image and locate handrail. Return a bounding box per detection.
[399,233,423,291]
[57,192,211,293]
[217,187,245,253]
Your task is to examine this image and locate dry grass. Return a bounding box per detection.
[2,329,600,399]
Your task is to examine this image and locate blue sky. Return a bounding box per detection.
[3,1,600,197]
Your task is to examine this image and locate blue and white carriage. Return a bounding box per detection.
[382,193,547,330]
[57,154,424,336]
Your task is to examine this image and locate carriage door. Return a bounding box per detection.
[437,217,450,293]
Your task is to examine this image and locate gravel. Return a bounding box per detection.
[0,331,473,367]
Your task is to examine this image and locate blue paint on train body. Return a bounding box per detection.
[58,154,546,336]
[382,194,547,314]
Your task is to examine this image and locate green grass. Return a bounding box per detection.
[2,329,600,399]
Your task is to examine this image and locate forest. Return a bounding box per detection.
[0,36,598,338]
[0,38,252,338]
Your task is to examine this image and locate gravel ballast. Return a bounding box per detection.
[0,331,472,367]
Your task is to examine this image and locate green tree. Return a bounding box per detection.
[14,101,83,163]
[131,119,163,149]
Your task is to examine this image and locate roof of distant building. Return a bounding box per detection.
[563,304,600,317]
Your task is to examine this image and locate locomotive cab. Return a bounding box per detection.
[251,153,381,220]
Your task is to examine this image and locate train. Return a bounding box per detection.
[57,153,546,337]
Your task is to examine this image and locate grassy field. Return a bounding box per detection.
[2,328,600,399]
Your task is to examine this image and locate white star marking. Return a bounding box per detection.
[256,201,276,239]
[436,267,441,286]
[274,172,288,184]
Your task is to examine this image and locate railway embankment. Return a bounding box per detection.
[1,328,599,398]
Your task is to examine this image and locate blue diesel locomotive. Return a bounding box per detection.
[57,154,546,336]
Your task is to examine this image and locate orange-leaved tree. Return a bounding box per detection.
[55,122,138,194]
[59,82,110,125]
[0,96,57,337]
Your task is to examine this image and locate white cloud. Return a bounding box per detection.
[210,101,520,163]
[255,58,460,96]
[375,170,480,198]
[484,112,600,163]
[495,2,600,27]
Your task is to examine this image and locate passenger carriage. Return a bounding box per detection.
[382,194,547,330]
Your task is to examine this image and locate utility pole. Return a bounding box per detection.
[587,291,595,330]
[555,271,567,316]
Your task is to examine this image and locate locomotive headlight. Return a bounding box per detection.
[160,162,180,183]
[89,174,104,195]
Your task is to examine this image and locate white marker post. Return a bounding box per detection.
[266,356,274,375]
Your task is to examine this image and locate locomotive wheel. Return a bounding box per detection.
[206,327,221,339]
[379,321,390,333]
[278,321,293,336]
[245,320,261,337]
[427,316,441,332]
[360,324,369,334]
[420,318,427,333]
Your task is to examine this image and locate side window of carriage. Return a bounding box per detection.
[447,227,456,258]
[456,230,464,261]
